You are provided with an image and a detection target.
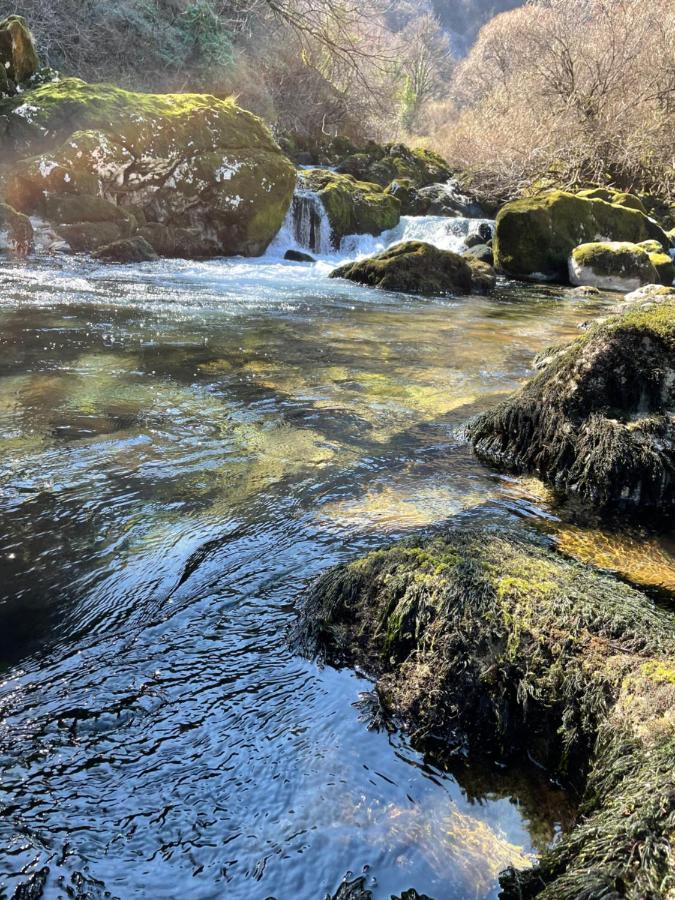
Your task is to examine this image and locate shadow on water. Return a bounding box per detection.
[0,256,671,899]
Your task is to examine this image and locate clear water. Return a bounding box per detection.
[1,227,670,899]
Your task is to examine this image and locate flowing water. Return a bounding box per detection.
[1,217,673,900]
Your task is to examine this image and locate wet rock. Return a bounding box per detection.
[137,223,220,259]
[568,241,659,292]
[298,169,400,247]
[92,236,158,263]
[329,241,493,296]
[284,249,315,262]
[463,243,494,265]
[1,78,296,257]
[494,190,670,282]
[468,298,675,515]
[296,523,675,899]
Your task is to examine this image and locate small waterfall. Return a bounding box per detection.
[291,191,333,254]
[268,187,333,258]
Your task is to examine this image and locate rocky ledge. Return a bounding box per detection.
[329,241,496,295]
[295,524,675,899]
[468,297,675,516]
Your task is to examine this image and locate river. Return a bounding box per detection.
[1,218,672,899]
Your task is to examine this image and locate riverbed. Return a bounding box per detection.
[1,229,673,898]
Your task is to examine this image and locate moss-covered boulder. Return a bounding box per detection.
[576,187,648,214]
[494,190,670,282]
[468,299,675,515]
[295,524,675,899]
[298,168,400,248]
[0,16,40,94]
[0,200,33,254]
[335,143,452,190]
[568,241,660,292]
[0,78,296,257]
[329,241,495,295]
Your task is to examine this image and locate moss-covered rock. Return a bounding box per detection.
[0,200,33,254]
[463,243,494,265]
[576,187,648,214]
[1,77,296,257]
[298,168,400,247]
[295,524,675,899]
[494,190,670,282]
[568,241,660,292]
[92,236,158,263]
[649,251,675,286]
[329,241,495,295]
[468,299,675,515]
[336,143,452,190]
[0,16,40,93]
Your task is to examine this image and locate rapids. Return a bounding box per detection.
[1,214,672,899]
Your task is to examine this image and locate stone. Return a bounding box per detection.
[92,236,159,263]
[1,77,296,257]
[468,298,675,514]
[329,241,494,296]
[568,241,659,292]
[284,249,315,262]
[494,190,670,282]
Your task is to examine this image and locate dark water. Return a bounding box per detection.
[0,256,669,899]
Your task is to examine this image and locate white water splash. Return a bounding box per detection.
[340,216,494,259]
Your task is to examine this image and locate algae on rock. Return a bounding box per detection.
[296,524,675,899]
[329,241,495,295]
[468,298,675,515]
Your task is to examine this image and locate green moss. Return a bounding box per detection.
[330,240,477,295]
[297,524,675,898]
[469,297,675,513]
[494,190,670,282]
[649,251,675,286]
[299,168,400,245]
[1,76,296,257]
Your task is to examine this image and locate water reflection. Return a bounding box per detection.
[0,256,663,898]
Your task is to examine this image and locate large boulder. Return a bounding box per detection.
[298,168,400,248]
[0,77,296,257]
[295,524,675,899]
[568,241,660,292]
[494,190,670,282]
[468,298,675,515]
[329,241,495,295]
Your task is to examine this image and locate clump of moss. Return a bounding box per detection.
[468,298,675,515]
[295,524,675,898]
[329,241,495,296]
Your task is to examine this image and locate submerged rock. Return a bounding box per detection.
[329,241,495,296]
[1,77,296,257]
[494,190,670,282]
[568,241,659,292]
[92,236,158,263]
[284,249,315,263]
[468,299,675,514]
[296,524,675,899]
[297,169,400,248]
